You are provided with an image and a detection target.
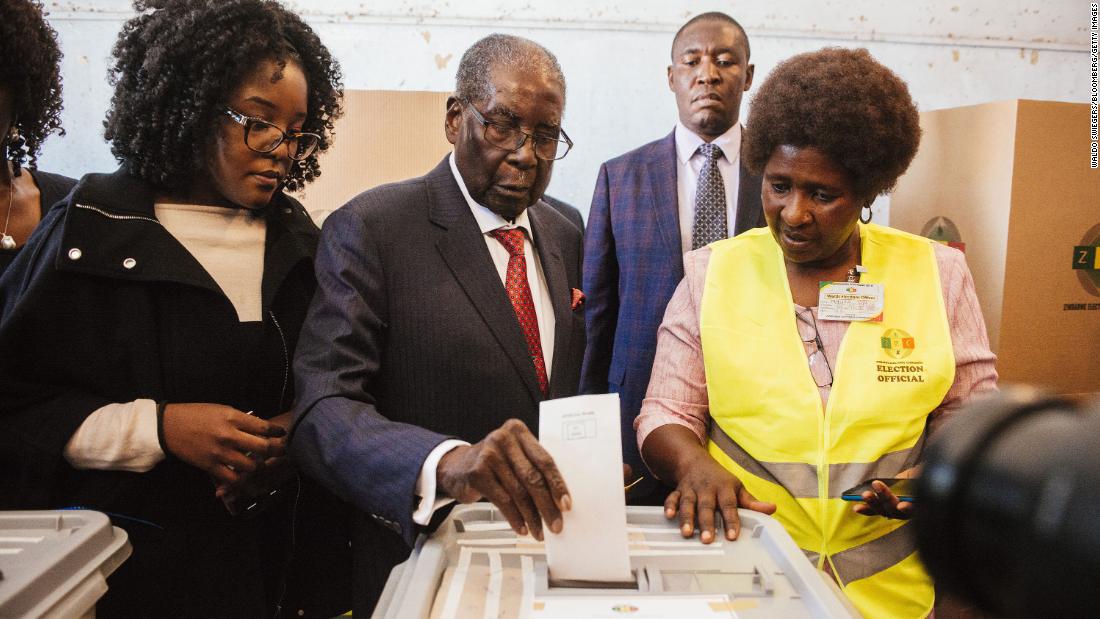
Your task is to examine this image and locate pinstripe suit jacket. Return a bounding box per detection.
[579,130,764,484]
[289,157,584,611]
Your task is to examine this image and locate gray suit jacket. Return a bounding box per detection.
[289,157,585,611]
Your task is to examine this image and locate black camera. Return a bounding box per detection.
[915,388,1100,617]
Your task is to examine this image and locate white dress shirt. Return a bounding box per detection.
[674,121,743,256]
[450,154,556,376]
[411,153,558,525]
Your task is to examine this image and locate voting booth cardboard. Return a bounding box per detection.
[292,90,452,223]
[890,100,1100,398]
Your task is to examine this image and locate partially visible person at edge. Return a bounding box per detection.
[0,1,351,616]
[579,12,764,505]
[0,0,76,278]
[637,47,997,619]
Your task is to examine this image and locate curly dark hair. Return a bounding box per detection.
[0,0,65,175]
[104,0,343,192]
[743,47,920,201]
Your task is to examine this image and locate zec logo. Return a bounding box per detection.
[1072,223,1100,298]
[880,329,916,359]
[920,216,966,252]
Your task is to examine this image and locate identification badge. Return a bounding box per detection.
[817,281,884,322]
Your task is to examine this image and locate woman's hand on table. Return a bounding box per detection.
[665,452,777,543]
[642,424,776,545]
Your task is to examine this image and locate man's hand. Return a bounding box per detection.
[665,450,776,544]
[436,419,570,541]
[162,403,286,485]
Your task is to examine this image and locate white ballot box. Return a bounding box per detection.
[0,510,131,618]
[373,504,859,619]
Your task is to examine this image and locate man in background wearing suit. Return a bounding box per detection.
[290,34,585,615]
[580,12,764,504]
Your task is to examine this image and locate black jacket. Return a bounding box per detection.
[0,169,349,618]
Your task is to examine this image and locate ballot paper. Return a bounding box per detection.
[539,394,633,583]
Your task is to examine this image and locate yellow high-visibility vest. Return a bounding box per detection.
[700,223,955,618]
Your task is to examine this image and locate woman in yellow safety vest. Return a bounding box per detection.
[637,47,998,618]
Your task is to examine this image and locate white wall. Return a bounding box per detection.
[38,0,1092,220]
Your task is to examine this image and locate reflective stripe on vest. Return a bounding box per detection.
[700,224,954,619]
[708,423,929,498]
[830,519,918,584]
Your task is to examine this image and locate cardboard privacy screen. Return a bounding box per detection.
[292,90,452,224]
[891,100,1100,397]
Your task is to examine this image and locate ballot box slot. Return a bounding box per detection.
[537,559,640,592]
[547,575,639,590]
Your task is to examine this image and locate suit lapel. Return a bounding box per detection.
[428,159,543,403]
[528,203,572,398]
[647,131,682,270]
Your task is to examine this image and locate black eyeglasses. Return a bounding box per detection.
[795,308,834,388]
[461,99,573,161]
[223,108,321,161]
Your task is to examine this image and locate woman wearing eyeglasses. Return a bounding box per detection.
[0,1,349,616]
[0,0,76,277]
[636,48,997,618]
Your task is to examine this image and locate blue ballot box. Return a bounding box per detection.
[374,504,860,619]
[0,510,131,618]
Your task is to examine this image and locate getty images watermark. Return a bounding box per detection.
[1092,3,1099,168]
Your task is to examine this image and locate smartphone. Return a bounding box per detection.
[840,478,916,502]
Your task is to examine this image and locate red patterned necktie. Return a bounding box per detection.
[489,228,549,397]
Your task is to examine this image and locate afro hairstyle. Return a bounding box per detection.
[743,47,921,201]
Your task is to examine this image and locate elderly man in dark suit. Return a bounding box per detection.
[580,12,764,504]
[290,34,585,615]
